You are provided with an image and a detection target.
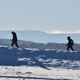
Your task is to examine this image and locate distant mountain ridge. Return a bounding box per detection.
[0,30,80,43]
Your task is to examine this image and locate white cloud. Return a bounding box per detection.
[46,30,80,34]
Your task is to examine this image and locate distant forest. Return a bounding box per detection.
[0,39,80,51]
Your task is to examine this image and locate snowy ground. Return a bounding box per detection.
[0,46,80,80]
[0,66,80,80]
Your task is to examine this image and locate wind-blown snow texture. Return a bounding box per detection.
[0,46,80,80]
[0,46,80,69]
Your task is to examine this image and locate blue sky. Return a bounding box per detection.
[0,0,80,33]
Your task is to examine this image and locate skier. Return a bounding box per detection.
[11,31,19,48]
[66,36,74,51]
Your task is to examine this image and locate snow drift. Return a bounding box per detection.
[0,46,80,70]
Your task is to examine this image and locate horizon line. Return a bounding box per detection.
[0,29,80,34]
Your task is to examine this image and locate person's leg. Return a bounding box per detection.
[11,41,14,47]
[71,46,74,51]
[15,42,19,48]
[67,46,70,51]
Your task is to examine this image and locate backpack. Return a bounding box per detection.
[70,39,74,45]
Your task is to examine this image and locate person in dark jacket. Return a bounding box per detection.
[66,36,74,51]
[11,31,19,48]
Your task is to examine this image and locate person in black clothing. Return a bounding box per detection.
[66,36,74,51]
[11,31,19,48]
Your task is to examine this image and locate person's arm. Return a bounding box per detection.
[66,42,69,46]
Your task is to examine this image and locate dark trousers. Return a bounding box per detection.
[11,41,19,48]
[67,45,74,51]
